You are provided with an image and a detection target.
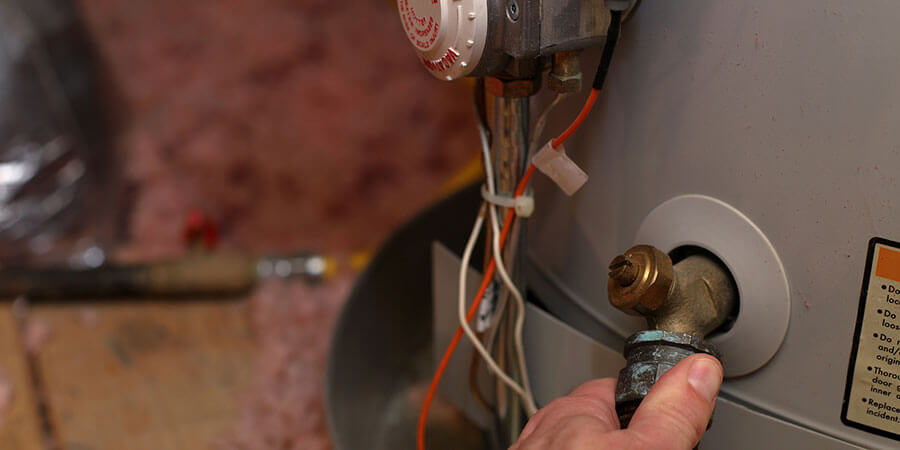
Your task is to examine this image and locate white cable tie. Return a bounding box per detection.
[480,184,534,217]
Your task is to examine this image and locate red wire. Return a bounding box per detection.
[550,88,599,149]
[417,164,537,450]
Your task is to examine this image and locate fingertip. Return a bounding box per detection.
[686,354,723,403]
[625,354,723,448]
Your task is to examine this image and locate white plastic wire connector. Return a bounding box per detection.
[532,141,589,196]
[480,184,534,217]
[475,281,497,333]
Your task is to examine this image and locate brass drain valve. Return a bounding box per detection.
[607,245,737,426]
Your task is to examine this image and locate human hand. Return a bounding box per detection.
[510,354,724,450]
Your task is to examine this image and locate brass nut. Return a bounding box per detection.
[549,50,582,94]
[486,77,540,98]
[548,73,582,94]
[607,245,674,316]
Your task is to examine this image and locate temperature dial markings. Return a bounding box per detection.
[422,47,460,72]
[399,0,440,50]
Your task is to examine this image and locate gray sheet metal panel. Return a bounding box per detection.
[523,303,863,449]
[527,1,900,448]
[432,242,495,429]
[326,185,486,450]
[704,399,865,450]
[523,304,624,405]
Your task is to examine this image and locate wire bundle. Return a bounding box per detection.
[417,8,624,450]
[464,123,538,416]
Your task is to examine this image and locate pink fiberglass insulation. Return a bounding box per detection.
[76,0,478,259]
[215,278,351,450]
[73,0,480,448]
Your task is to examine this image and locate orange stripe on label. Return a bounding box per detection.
[876,246,900,282]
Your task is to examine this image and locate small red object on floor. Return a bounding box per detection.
[182,210,219,250]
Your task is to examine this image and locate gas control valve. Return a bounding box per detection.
[396,0,634,80]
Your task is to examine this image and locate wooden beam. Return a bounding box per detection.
[32,300,255,450]
[0,303,45,450]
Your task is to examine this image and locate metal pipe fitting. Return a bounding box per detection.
[0,253,332,300]
[607,245,737,427]
[608,245,737,337]
[608,245,675,316]
[548,50,582,93]
[615,330,720,427]
[486,76,541,98]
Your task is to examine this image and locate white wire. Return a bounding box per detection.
[458,205,535,414]
[528,93,569,159]
[485,201,537,415]
[477,121,497,195]
[476,123,538,416]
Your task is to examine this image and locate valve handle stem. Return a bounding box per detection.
[609,254,638,287]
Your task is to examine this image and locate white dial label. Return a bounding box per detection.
[398,0,441,51]
[396,0,488,80]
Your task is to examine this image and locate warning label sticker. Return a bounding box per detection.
[842,238,900,440]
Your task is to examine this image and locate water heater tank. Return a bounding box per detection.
[328,2,900,449]
[525,1,900,448]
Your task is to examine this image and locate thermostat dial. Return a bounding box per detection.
[397,0,489,80]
